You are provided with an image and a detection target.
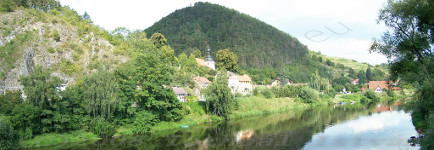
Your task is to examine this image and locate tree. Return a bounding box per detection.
[357,70,367,84]
[0,0,14,12]
[0,115,15,149]
[204,69,235,118]
[191,49,202,59]
[150,32,167,49]
[19,66,61,109]
[216,49,238,72]
[52,29,60,42]
[82,11,92,22]
[348,68,356,79]
[366,68,374,81]
[371,1,433,144]
[82,67,119,120]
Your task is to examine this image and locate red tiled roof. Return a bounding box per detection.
[368,81,390,90]
[192,76,211,86]
[195,58,205,66]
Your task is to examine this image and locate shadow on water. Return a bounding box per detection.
[24,102,417,150]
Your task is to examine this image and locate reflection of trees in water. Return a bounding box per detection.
[33,103,394,149]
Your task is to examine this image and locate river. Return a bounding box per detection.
[29,102,420,150]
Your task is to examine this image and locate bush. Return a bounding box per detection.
[52,29,60,42]
[47,47,55,54]
[0,115,15,149]
[300,87,319,103]
[262,88,274,99]
[88,117,115,137]
[360,97,369,104]
[132,111,159,133]
[386,89,395,97]
[364,89,379,102]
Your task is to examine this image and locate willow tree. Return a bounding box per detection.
[82,67,119,120]
[204,69,235,118]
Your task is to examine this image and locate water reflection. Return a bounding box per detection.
[24,103,419,150]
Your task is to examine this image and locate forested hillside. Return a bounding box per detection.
[145,2,308,68]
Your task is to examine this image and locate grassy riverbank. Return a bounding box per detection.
[19,92,399,148]
[17,130,100,148]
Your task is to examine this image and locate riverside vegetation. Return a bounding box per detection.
[0,0,423,149]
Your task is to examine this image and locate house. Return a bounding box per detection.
[227,71,253,95]
[350,79,359,85]
[271,78,292,87]
[195,48,215,70]
[173,87,189,102]
[368,81,390,92]
[192,76,211,88]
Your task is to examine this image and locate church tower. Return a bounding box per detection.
[204,47,216,70]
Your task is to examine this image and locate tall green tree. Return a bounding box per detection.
[82,67,119,120]
[366,68,374,81]
[357,70,367,84]
[19,66,61,109]
[204,69,235,118]
[216,49,238,72]
[371,1,433,149]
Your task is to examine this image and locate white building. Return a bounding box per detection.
[227,71,253,95]
[204,48,215,70]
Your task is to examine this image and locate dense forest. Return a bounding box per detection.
[145,2,308,68]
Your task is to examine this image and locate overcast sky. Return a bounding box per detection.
[58,0,389,65]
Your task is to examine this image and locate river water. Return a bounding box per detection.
[30,103,420,150]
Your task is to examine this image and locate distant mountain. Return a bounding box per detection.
[145,2,308,68]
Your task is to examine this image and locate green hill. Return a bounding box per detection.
[145,2,308,68]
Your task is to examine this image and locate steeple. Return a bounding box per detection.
[205,47,213,61]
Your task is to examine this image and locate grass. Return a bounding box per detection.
[230,96,308,119]
[18,130,100,148]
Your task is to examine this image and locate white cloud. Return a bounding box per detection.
[58,0,390,65]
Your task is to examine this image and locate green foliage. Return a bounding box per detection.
[88,117,115,137]
[132,111,159,133]
[144,2,308,68]
[0,31,35,75]
[47,47,55,54]
[191,49,202,58]
[216,49,238,72]
[51,29,60,42]
[326,59,334,66]
[19,66,61,109]
[364,89,379,102]
[360,97,369,104]
[82,67,119,120]
[0,0,14,12]
[262,88,274,99]
[20,130,99,148]
[59,59,80,76]
[204,70,235,118]
[11,103,42,139]
[0,91,22,115]
[0,115,15,149]
[150,32,167,48]
[300,87,319,103]
[115,46,183,122]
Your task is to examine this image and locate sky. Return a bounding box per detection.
[58,0,390,65]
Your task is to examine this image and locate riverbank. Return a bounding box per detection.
[18,92,404,148]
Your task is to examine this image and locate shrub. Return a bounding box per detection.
[47,47,55,54]
[386,89,395,97]
[0,115,15,149]
[88,117,115,137]
[364,89,379,102]
[300,87,319,103]
[132,111,159,134]
[52,29,60,42]
[262,88,274,99]
[360,97,369,104]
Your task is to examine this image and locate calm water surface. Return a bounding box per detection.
[28,103,419,150]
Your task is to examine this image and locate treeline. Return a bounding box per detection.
[0,0,61,12]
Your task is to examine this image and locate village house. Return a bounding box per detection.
[368,80,401,92]
[195,48,215,70]
[227,71,253,95]
[173,87,189,102]
[350,79,359,85]
[192,76,211,88]
[271,78,293,87]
